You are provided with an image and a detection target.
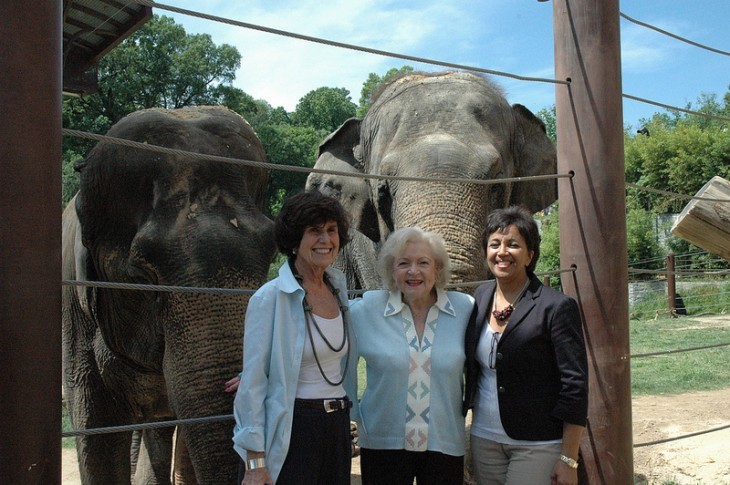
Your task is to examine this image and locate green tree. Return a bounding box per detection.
[62,15,244,206]
[624,88,730,213]
[625,200,663,273]
[536,105,557,144]
[256,123,328,216]
[236,99,291,128]
[536,206,561,288]
[208,85,257,118]
[65,15,240,129]
[291,87,357,132]
[357,65,414,117]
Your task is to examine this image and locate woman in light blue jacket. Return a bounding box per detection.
[233,191,354,485]
[346,227,474,485]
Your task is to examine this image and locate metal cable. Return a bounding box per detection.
[633,423,730,448]
[62,414,234,437]
[62,128,571,186]
[631,342,730,358]
[63,267,579,295]
[128,1,730,122]
[626,182,730,203]
[129,0,567,86]
[622,93,730,123]
[628,268,730,277]
[620,12,730,57]
[62,279,257,295]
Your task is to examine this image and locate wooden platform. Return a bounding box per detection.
[671,176,730,261]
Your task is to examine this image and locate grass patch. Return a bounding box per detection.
[630,315,730,395]
[62,404,76,448]
[630,281,729,320]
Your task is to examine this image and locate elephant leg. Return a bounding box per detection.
[172,427,199,485]
[66,371,135,485]
[76,431,133,485]
[134,427,175,484]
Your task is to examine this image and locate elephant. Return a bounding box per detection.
[306,71,557,288]
[62,106,276,484]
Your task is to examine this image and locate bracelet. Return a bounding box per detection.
[559,454,579,469]
[246,457,266,470]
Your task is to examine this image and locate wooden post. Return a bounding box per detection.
[667,253,676,315]
[552,0,633,483]
[0,1,62,482]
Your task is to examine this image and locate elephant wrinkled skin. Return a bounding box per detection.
[307,71,557,288]
[62,106,276,484]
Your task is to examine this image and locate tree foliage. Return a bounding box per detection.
[291,87,357,132]
[536,105,557,144]
[625,199,662,273]
[62,15,243,206]
[357,65,414,117]
[535,207,561,288]
[65,15,240,130]
[256,123,328,215]
[625,89,730,213]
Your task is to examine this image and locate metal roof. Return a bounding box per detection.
[63,0,152,95]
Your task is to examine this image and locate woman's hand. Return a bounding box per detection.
[225,375,241,393]
[242,466,273,485]
[551,460,578,485]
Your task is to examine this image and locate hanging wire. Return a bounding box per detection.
[620,12,730,57]
[625,183,730,203]
[129,0,567,86]
[622,93,730,123]
[124,1,730,123]
[62,128,571,186]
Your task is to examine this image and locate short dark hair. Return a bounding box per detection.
[481,206,540,274]
[274,191,351,258]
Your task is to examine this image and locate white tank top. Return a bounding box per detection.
[296,312,347,398]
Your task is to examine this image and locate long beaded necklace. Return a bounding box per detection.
[292,260,350,386]
[492,279,530,322]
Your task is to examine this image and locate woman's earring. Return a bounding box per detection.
[293,249,297,255]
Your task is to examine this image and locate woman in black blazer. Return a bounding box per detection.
[464,206,588,485]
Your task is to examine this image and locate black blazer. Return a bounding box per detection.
[463,275,588,441]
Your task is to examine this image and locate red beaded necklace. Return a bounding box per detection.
[492,280,530,322]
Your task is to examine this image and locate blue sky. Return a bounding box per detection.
[163,0,729,129]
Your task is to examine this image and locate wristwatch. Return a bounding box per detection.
[559,454,579,469]
[246,457,266,470]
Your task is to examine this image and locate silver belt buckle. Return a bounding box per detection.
[323,399,338,413]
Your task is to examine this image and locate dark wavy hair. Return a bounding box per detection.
[481,206,540,275]
[274,191,351,258]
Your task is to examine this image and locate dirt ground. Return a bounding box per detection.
[60,387,730,484]
[62,315,730,484]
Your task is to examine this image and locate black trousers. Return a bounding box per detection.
[360,448,464,485]
[238,399,351,485]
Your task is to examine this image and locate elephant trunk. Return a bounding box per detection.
[393,181,503,286]
[163,290,249,484]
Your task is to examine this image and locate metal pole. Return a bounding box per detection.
[0,1,62,482]
[667,253,676,315]
[552,0,633,483]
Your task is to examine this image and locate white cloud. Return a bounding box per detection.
[167,0,516,111]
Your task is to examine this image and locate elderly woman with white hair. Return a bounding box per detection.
[345,227,474,485]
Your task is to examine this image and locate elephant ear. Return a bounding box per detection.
[510,104,558,212]
[306,118,380,242]
[62,194,96,319]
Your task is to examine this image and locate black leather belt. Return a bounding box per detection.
[295,398,352,413]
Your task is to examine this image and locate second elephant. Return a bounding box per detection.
[307,71,557,287]
[63,106,276,484]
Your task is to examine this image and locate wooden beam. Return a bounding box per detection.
[671,176,730,261]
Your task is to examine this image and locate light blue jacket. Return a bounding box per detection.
[232,262,351,483]
[346,289,474,456]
